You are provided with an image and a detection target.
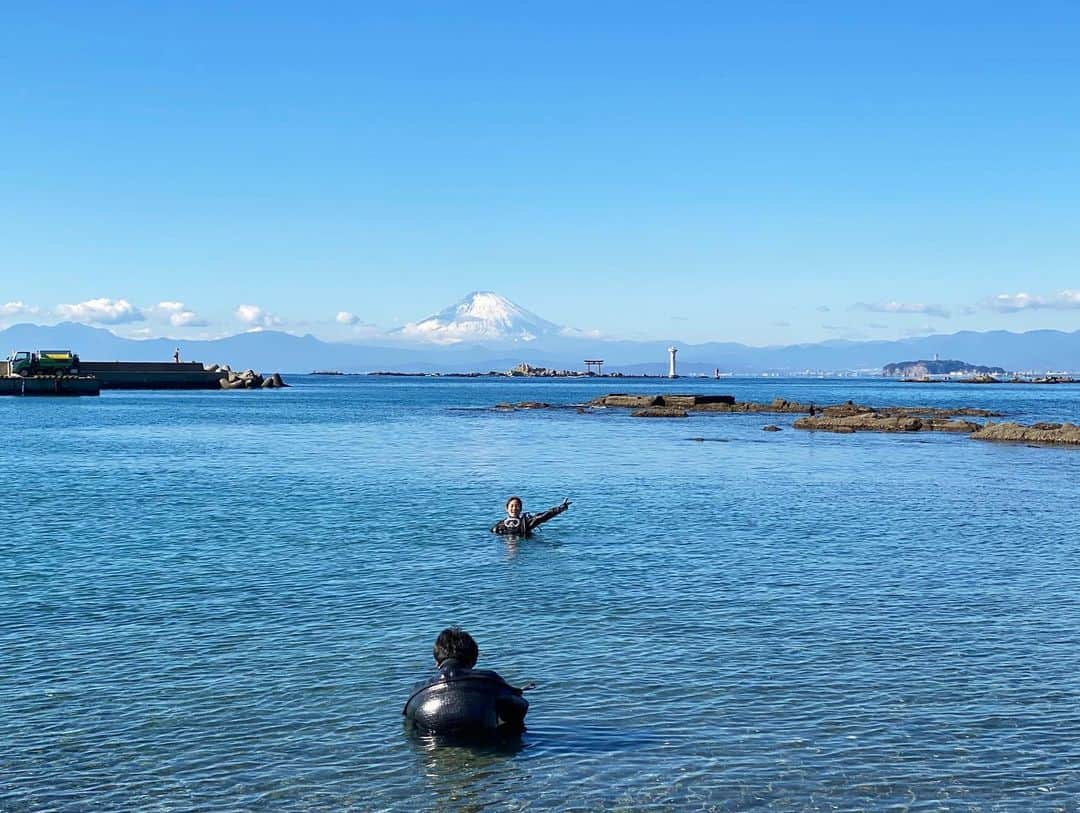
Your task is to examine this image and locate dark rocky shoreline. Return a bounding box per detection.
[494,393,1080,447]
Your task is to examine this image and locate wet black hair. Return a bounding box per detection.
[433,626,479,668]
[506,496,523,509]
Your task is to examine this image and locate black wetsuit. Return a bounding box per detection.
[491,503,569,537]
[403,658,529,734]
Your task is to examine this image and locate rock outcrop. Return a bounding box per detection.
[587,394,999,418]
[794,413,926,433]
[794,412,982,434]
[970,422,1080,446]
[632,407,688,418]
[591,394,734,409]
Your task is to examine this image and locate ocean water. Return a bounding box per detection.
[2,377,1079,812]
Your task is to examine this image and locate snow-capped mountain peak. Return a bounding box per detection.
[398,291,563,345]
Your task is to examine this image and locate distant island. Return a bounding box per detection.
[883,359,1006,378]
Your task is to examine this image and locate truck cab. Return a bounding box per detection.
[9,351,33,376]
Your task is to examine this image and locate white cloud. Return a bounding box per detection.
[0,301,39,317]
[853,300,950,318]
[234,304,283,328]
[56,297,145,324]
[987,292,1042,312]
[169,310,207,327]
[559,326,604,339]
[153,301,208,328]
[985,290,1080,313]
[336,311,360,325]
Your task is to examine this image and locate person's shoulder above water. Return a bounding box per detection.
[491,495,571,536]
[403,626,529,735]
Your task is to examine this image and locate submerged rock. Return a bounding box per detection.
[762,425,782,432]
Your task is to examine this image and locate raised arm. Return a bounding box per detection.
[526,499,571,531]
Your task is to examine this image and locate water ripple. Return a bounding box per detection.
[2,379,1079,810]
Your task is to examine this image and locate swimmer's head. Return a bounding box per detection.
[433,626,478,668]
[505,496,523,517]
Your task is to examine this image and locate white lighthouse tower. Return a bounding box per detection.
[667,346,678,378]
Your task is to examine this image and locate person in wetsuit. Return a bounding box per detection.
[403,627,529,734]
[491,495,571,537]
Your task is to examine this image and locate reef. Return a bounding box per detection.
[969,422,1080,446]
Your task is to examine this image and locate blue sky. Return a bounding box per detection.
[2,1,1078,345]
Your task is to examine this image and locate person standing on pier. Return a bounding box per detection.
[173,347,181,363]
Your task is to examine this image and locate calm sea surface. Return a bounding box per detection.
[3,377,1079,811]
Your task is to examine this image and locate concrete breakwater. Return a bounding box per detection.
[1,361,288,392]
[0,376,101,396]
[81,362,227,389]
[207,366,288,390]
[86,362,286,389]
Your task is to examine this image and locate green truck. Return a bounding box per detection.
[7,350,81,377]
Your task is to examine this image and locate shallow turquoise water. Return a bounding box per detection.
[2,378,1079,811]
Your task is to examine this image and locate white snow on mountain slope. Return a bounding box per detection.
[397,291,567,344]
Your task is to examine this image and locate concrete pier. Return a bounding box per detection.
[0,376,101,396]
[0,360,283,391]
[79,362,227,389]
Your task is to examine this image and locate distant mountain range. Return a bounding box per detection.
[2,291,1078,374]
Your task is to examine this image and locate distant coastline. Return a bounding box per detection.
[341,370,1078,382]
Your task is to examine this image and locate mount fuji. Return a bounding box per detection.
[395,291,567,345]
